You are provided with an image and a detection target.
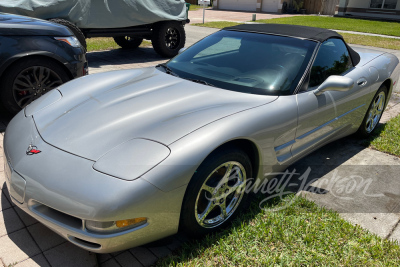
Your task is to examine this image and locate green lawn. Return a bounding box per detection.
[192,21,239,29]
[86,38,151,52]
[192,21,400,50]
[368,113,400,157]
[158,195,400,266]
[257,16,400,37]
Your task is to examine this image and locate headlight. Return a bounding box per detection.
[54,36,81,48]
[85,218,147,234]
[93,139,170,181]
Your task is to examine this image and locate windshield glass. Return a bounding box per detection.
[166,30,317,96]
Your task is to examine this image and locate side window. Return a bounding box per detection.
[309,38,353,88]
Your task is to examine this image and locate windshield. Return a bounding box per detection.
[165,30,317,96]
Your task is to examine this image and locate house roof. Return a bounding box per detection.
[223,23,343,42]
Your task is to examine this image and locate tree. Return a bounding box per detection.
[293,0,304,12]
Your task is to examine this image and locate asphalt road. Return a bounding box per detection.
[185,25,219,46]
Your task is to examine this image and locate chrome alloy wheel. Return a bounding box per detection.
[365,91,386,133]
[195,161,247,228]
[13,66,63,108]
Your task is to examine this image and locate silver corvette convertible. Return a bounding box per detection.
[3,24,400,253]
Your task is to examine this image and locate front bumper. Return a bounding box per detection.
[65,47,88,78]
[3,112,185,253]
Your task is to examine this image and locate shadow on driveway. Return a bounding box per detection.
[0,105,12,133]
[87,47,167,71]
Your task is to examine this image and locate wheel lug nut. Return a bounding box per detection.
[225,189,229,194]
[220,199,224,203]
[212,200,216,204]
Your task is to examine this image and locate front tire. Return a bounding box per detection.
[113,36,143,49]
[0,57,70,115]
[151,21,186,58]
[357,85,388,137]
[180,148,251,237]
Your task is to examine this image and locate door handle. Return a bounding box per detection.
[357,78,367,87]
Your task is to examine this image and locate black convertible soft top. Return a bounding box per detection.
[224,24,361,65]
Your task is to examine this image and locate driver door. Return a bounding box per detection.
[291,38,368,159]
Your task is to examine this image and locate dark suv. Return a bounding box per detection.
[0,13,88,114]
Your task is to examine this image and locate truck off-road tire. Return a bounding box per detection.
[151,21,186,58]
[49,18,87,51]
[114,36,143,49]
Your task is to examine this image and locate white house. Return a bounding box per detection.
[212,0,285,13]
[337,0,400,20]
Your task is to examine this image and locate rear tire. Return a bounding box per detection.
[151,21,186,58]
[0,57,70,115]
[356,85,388,137]
[114,36,143,49]
[49,18,87,51]
[180,148,251,238]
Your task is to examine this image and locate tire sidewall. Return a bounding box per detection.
[180,148,252,237]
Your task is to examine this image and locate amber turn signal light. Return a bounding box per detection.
[116,217,147,228]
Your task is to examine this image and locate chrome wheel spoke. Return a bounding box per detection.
[198,201,215,223]
[230,179,244,192]
[365,91,386,133]
[220,163,234,185]
[201,184,215,194]
[220,201,228,219]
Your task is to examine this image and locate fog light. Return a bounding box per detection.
[116,218,147,228]
[86,217,147,234]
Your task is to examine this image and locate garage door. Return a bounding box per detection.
[219,0,257,12]
[261,0,278,12]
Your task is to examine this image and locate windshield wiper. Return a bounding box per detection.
[156,63,179,77]
[186,78,215,87]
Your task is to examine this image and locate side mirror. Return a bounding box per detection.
[178,47,187,54]
[314,76,354,96]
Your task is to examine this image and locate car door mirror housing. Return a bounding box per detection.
[314,76,354,96]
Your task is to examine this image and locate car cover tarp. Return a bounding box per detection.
[0,0,187,29]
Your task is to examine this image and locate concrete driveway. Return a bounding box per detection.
[187,8,298,24]
[1,25,400,266]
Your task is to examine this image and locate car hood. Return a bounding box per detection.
[32,68,277,161]
[0,13,72,36]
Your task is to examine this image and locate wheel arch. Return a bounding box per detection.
[0,52,74,82]
[382,78,393,109]
[209,138,261,180]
